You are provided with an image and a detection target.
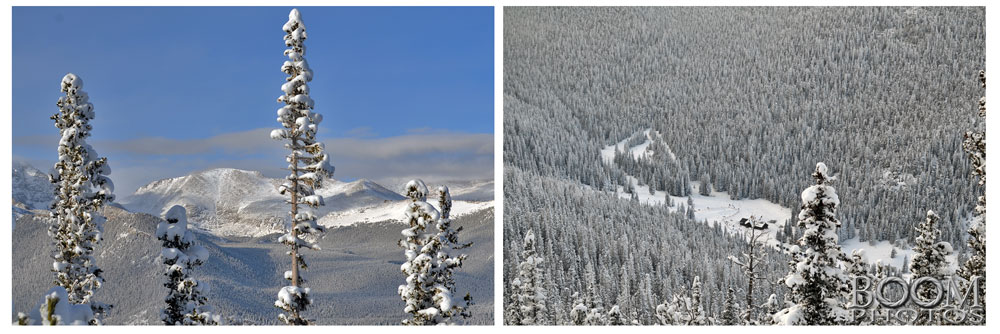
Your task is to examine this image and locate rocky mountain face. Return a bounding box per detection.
[12,161,53,211]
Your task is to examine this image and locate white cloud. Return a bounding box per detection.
[14,128,494,195]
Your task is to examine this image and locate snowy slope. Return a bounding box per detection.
[120,168,291,236]
[840,236,959,275]
[386,179,494,202]
[600,129,946,271]
[119,168,492,237]
[435,179,494,202]
[319,199,494,228]
[12,205,494,325]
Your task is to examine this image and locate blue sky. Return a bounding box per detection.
[12,7,494,194]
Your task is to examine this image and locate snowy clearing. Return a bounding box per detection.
[601,128,927,271]
[601,129,792,247]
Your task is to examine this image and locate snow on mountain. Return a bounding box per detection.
[120,168,288,237]
[12,160,53,211]
[600,128,674,164]
[118,167,491,237]
[386,178,494,202]
[434,179,494,202]
[319,199,494,228]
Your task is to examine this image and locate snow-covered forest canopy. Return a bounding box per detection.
[503,7,984,325]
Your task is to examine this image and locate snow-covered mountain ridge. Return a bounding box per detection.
[10,164,494,237]
[119,167,492,237]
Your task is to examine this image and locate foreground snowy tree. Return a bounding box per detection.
[654,276,711,325]
[569,292,587,325]
[720,287,739,325]
[398,180,473,325]
[47,73,115,323]
[654,295,685,325]
[909,210,953,301]
[728,225,768,324]
[584,301,606,325]
[845,249,868,278]
[16,287,96,325]
[508,230,546,325]
[773,162,849,325]
[958,70,985,310]
[157,206,218,325]
[759,294,780,325]
[269,8,334,326]
[684,276,711,325]
[607,305,625,325]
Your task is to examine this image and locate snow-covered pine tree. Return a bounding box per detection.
[509,229,546,325]
[909,210,953,302]
[430,185,473,322]
[759,294,780,325]
[584,304,606,325]
[398,179,439,325]
[17,287,96,325]
[728,225,768,324]
[844,249,871,325]
[958,70,985,310]
[686,196,696,220]
[607,305,625,325]
[846,250,866,278]
[683,276,710,325]
[720,287,739,325]
[157,206,218,325]
[569,292,587,325]
[654,295,684,325]
[269,8,334,326]
[773,162,849,325]
[47,73,115,323]
[698,173,712,196]
[397,181,472,325]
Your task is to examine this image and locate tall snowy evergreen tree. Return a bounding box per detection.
[720,287,739,325]
[398,180,472,325]
[728,225,768,324]
[698,173,712,196]
[666,276,711,325]
[569,292,587,325]
[47,73,115,323]
[157,206,218,325]
[509,229,546,325]
[909,210,953,302]
[773,162,849,325]
[958,70,985,310]
[269,8,334,325]
[653,276,714,325]
[686,276,710,325]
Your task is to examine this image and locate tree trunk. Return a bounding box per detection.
[290,137,299,288]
